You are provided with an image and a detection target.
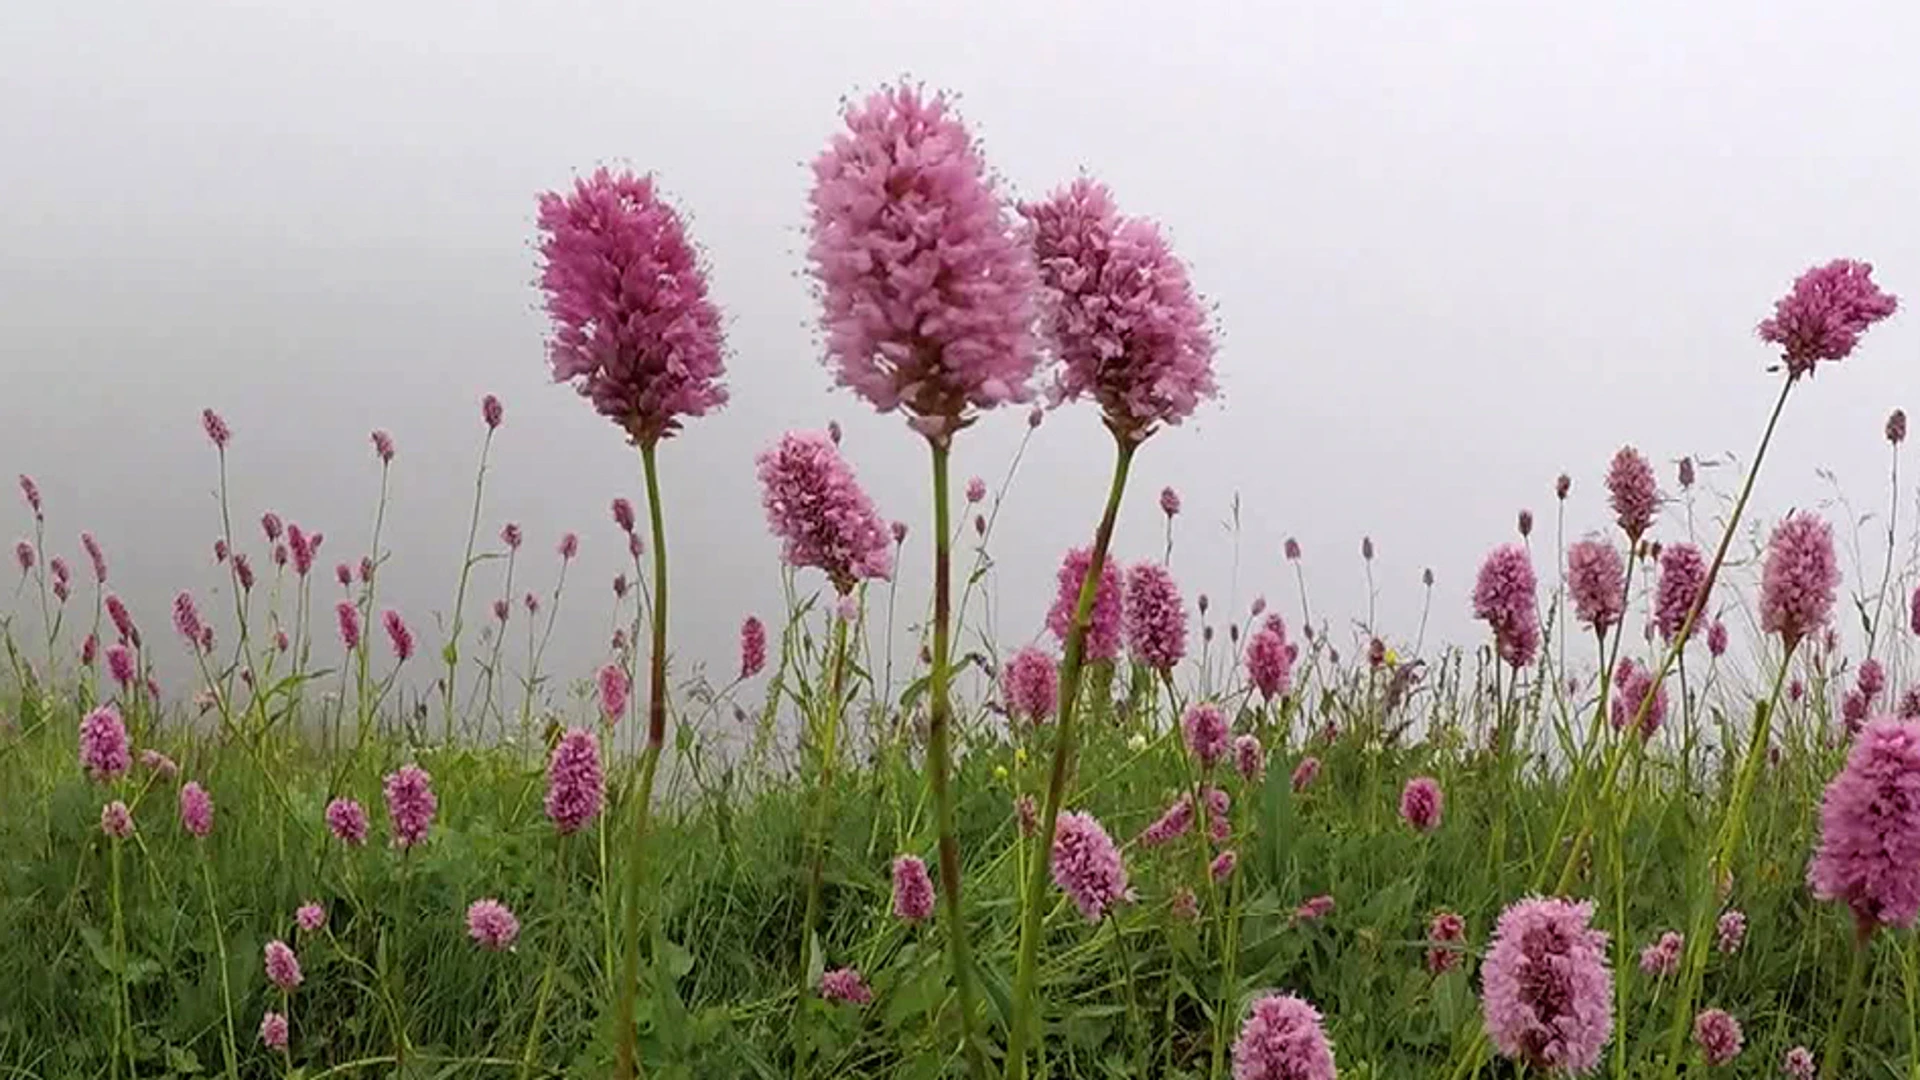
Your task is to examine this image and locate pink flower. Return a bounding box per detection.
[296,903,325,934]
[1758,258,1899,378]
[1204,786,1232,843]
[1566,538,1626,636]
[1610,658,1669,738]
[1715,909,1746,954]
[1182,703,1229,770]
[610,497,636,535]
[1160,486,1181,517]
[1473,544,1540,668]
[1707,620,1729,657]
[1023,177,1216,441]
[1139,794,1195,847]
[17,474,41,518]
[819,967,872,1006]
[755,431,892,590]
[1782,1045,1815,1079]
[1890,409,1908,446]
[597,663,629,723]
[1427,911,1467,974]
[545,729,604,836]
[1284,538,1302,561]
[500,523,522,550]
[258,1011,289,1051]
[1655,542,1711,642]
[100,800,134,839]
[1859,657,1888,702]
[179,781,214,838]
[78,705,130,783]
[1230,992,1336,1080]
[1124,562,1187,671]
[264,940,302,991]
[1210,849,1238,881]
[892,854,935,922]
[1045,547,1124,663]
[1809,718,1920,933]
[201,407,231,449]
[466,898,520,950]
[173,591,205,651]
[1234,734,1266,782]
[1607,446,1659,541]
[1001,646,1058,723]
[1246,624,1294,701]
[1760,512,1841,652]
[1481,897,1613,1074]
[1400,776,1443,833]
[260,512,283,543]
[140,748,177,778]
[1693,1008,1742,1067]
[381,609,413,662]
[273,629,288,653]
[1051,811,1130,921]
[1295,894,1335,922]
[481,393,504,430]
[739,616,766,679]
[370,429,394,464]
[1639,931,1683,976]
[965,476,987,504]
[537,168,728,443]
[1291,757,1321,793]
[335,601,360,651]
[233,554,254,592]
[806,83,1036,438]
[325,797,369,846]
[286,524,317,577]
[383,765,436,849]
[80,531,106,583]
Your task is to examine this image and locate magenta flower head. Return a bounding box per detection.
[1518,509,1534,538]
[1051,811,1130,921]
[1001,645,1058,724]
[134,749,176,777]
[1610,658,1669,738]
[611,497,636,534]
[233,553,254,592]
[1139,793,1195,847]
[1045,546,1124,662]
[201,407,231,449]
[466,898,520,951]
[556,532,579,562]
[1809,717,1920,935]
[1231,992,1337,1080]
[260,512,283,543]
[335,601,360,651]
[1473,544,1540,668]
[1707,619,1729,658]
[1428,911,1468,974]
[755,430,893,592]
[1759,512,1841,653]
[325,797,369,846]
[596,663,629,723]
[264,940,303,992]
[370,429,394,464]
[1678,455,1696,489]
[546,728,605,835]
[1284,538,1302,561]
[1859,658,1888,701]
[965,476,987,505]
[1296,894,1336,922]
[1182,702,1229,770]
[1566,538,1626,636]
[78,705,131,783]
[819,966,873,1005]
[892,854,935,922]
[1246,625,1294,701]
[80,531,106,583]
[739,616,767,679]
[1715,909,1746,954]
[296,902,325,934]
[1639,931,1683,976]
[1210,849,1239,882]
[1655,542,1711,642]
[1234,734,1266,782]
[286,524,317,577]
[335,563,353,589]
[1291,756,1322,793]
[500,523,522,550]
[1481,896,1613,1075]
[1758,258,1899,379]
[1782,1046,1815,1079]
[1607,446,1659,541]
[1124,562,1187,671]
[17,474,41,518]
[1160,486,1181,517]
[259,1011,288,1050]
[1400,776,1444,833]
[807,83,1036,440]
[381,609,413,662]
[382,764,436,849]
[1890,409,1908,446]
[1692,1009,1742,1067]
[100,800,134,839]
[172,590,204,651]
[537,167,728,444]
[105,644,134,687]
[481,393,504,430]
[179,781,214,839]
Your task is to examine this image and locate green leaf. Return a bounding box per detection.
[80,925,118,974]
[165,1046,204,1074]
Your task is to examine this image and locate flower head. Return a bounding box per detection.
[1182,702,1229,770]
[1693,1009,1742,1067]
[466,899,519,950]
[100,800,134,839]
[1639,931,1683,976]
[1610,658,1669,738]
[259,1012,288,1050]
[1473,544,1540,668]
[1607,447,1659,541]
[1482,897,1613,1074]
[597,663,629,723]
[325,797,369,846]
[264,940,303,991]
[546,728,605,835]
[892,854,935,922]
[1045,547,1124,662]
[1707,620,1729,657]
[1139,794,1195,847]
[1295,895,1336,922]
[739,616,766,679]
[1715,909,1746,954]
[17,474,41,518]
[1051,811,1130,921]
[1809,718,1920,934]
[335,601,360,651]
[537,168,728,443]
[381,609,413,662]
[78,705,130,783]
[383,764,436,849]
[1210,849,1238,882]
[1760,512,1841,651]
[201,408,230,448]
[1428,911,1468,974]
[1291,756,1321,792]
[1782,1046,1815,1079]
[173,591,205,651]
[819,967,873,1006]
[1124,562,1187,671]
[755,431,892,590]
[179,781,214,838]
[500,523,522,550]
[1758,258,1899,378]
[1655,542,1711,642]
[482,393,504,429]
[1230,992,1336,1080]
[1246,624,1294,701]
[1001,645,1058,724]
[370,429,394,464]
[1566,538,1626,635]
[806,83,1036,438]
[1234,734,1266,782]
[1400,776,1444,833]
[1160,486,1181,517]
[80,531,106,583]
[140,748,176,778]
[296,903,325,934]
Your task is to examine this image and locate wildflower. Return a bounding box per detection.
[139,748,176,778]
[233,553,254,591]
[1139,794,1195,847]
[500,523,522,550]
[1902,688,1920,721]
[819,967,872,1006]
[1715,909,1746,954]
[1210,849,1238,881]
[1678,455,1696,488]
[1782,1046,1815,1079]
[1610,659,1669,738]
[481,393,503,429]
[892,854,935,922]
[1015,794,1037,837]
[1045,546,1125,662]
[537,168,728,443]
[201,407,231,448]
[381,609,412,662]
[1171,888,1199,921]
[79,632,98,667]
[1607,446,1659,541]
[1757,258,1899,378]
[296,903,325,934]
[1760,513,1841,652]
[370,429,394,463]
[273,629,288,653]
[1566,538,1626,636]
[260,512,283,543]
[1234,734,1266,782]
[1294,895,1335,922]
[1481,897,1613,1075]
[612,573,628,599]
[173,591,205,650]
[78,705,131,782]
[739,616,766,679]
[1693,1009,1743,1067]
[1518,509,1534,538]
[100,800,134,839]
[1474,544,1540,668]
[1860,658,1888,700]
[1230,992,1337,1080]
[545,729,605,835]
[179,781,214,838]
[382,765,436,849]
[1284,539,1301,561]
[1182,703,1229,770]
[1427,911,1467,974]
[1707,620,1728,657]
[1291,757,1322,792]
[264,940,303,991]
[1160,486,1181,517]
[1655,542,1711,643]
[1809,718,1920,934]
[557,533,578,561]
[1125,562,1187,671]
[286,524,317,577]
[890,521,907,545]
[1639,931,1683,976]
[1027,404,1044,428]
[325,797,369,846]
[1247,625,1294,700]
[335,601,360,651]
[755,431,892,590]
[1001,646,1058,724]
[466,899,520,951]
[1204,786,1231,843]
[1400,776,1444,833]
[966,477,987,504]
[597,663,629,723]
[259,1012,288,1050]
[611,497,636,534]
[1125,733,1148,753]
[80,531,106,583]
[17,474,40,518]
[1891,409,1908,445]
[1051,811,1130,921]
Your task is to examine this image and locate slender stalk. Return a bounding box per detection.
[357,463,389,747]
[793,611,850,1077]
[518,838,567,1080]
[442,430,495,742]
[1007,432,1137,1080]
[1826,930,1872,1078]
[1865,439,1900,661]
[200,853,240,1080]
[111,832,129,1080]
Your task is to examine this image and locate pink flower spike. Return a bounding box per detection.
[1810,718,1920,934]
[335,601,360,651]
[481,393,504,429]
[1758,258,1899,378]
[78,705,131,783]
[1230,992,1336,1080]
[1607,446,1659,541]
[179,781,214,838]
[1290,756,1321,793]
[1181,702,1229,770]
[1760,512,1841,652]
[892,854,935,923]
[1692,1008,1743,1067]
[1050,811,1129,921]
[1400,776,1444,833]
[201,407,231,449]
[100,800,135,839]
[1567,537,1626,635]
[466,898,520,951]
[382,765,436,849]
[263,940,302,991]
[381,609,413,662]
[296,903,325,934]
[1045,547,1124,663]
[738,616,766,679]
[1481,897,1613,1074]
[259,1011,288,1050]
[819,966,872,1006]
[1001,646,1058,724]
[755,431,893,591]
[1233,734,1266,782]
[597,663,629,723]
[325,797,369,846]
[370,429,394,464]
[545,728,604,835]
[1124,562,1187,672]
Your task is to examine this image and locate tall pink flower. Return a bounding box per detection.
[78,705,131,783]
[1706,620,1729,657]
[481,393,504,429]
[1639,931,1683,976]
[1566,538,1626,636]
[1160,486,1181,517]
[382,765,436,849]
[819,966,873,1005]
[1715,909,1746,954]
[1758,258,1899,379]
[259,1011,288,1050]
[536,168,728,443]
[105,644,134,687]
[1809,717,1920,934]
[1182,703,1229,770]
[173,591,205,651]
[739,616,767,679]
[335,601,360,651]
[1138,794,1195,847]
[1400,776,1443,833]
[1230,992,1337,1080]
[1692,1009,1742,1066]
[611,497,636,534]
[545,728,604,835]
[1655,542,1711,642]
[1607,446,1659,541]
[805,83,1037,438]
[892,854,935,922]
[755,430,892,591]
[1246,624,1293,701]
[264,940,302,992]
[17,474,41,518]
[597,663,629,723]
[1001,645,1058,724]
[80,531,106,583]
[1045,547,1124,663]
[1050,811,1129,921]
[1124,562,1187,671]
[325,797,369,846]
[370,429,394,464]
[467,899,520,951]
[201,408,231,449]
[1022,178,1216,441]
[381,609,413,662]
[1473,544,1540,668]
[1481,897,1613,1075]
[179,781,214,839]
[1291,756,1321,792]
[1759,512,1841,652]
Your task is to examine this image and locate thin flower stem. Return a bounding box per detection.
[111,832,129,1080]
[1865,441,1900,661]
[1826,931,1872,1078]
[517,838,567,1080]
[794,610,850,1077]
[1008,431,1137,1080]
[442,431,495,742]
[200,852,241,1080]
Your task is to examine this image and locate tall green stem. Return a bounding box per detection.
[794,611,851,1077]
[443,431,495,742]
[925,439,988,1080]
[1007,432,1136,1080]
[613,439,669,1080]
[201,853,240,1080]
[1826,930,1872,1078]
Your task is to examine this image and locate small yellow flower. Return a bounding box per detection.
[993,764,1009,781]
[1385,648,1399,667]
[1014,747,1029,766]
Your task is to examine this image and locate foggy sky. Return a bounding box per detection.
[4,0,1917,723]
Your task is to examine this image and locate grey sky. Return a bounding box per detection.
[3,1,1917,718]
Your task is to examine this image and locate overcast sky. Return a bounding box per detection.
[3,1,1916,722]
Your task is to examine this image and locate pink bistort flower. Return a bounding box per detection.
[1210,849,1238,882]
[1809,717,1920,934]
[1160,486,1181,517]
[545,728,605,836]
[172,591,205,651]
[1182,703,1229,770]
[382,765,436,849]
[1045,546,1124,662]
[537,168,728,443]
[1001,645,1058,724]
[140,749,177,779]
[1230,992,1336,1080]
[1482,897,1613,1074]
[381,609,412,662]
[1400,776,1444,833]
[264,940,302,991]
[1427,911,1468,974]
[1473,544,1540,668]
[1246,624,1293,701]
[1693,1008,1743,1067]
[296,903,325,934]
[1715,909,1746,954]
[1291,756,1322,793]
[1566,538,1626,636]
[1607,446,1659,541]
[179,781,214,839]
[1124,562,1187,671]
[259,1011,288,1050]
[1234,734,1266,782]
[1758,258,1899,379]
[78,705,131,783]
[597,663,629,723]
[819,966,873,1006]
[1138,793,1195,847]
[755,430,892,591]
[1655,542,1711,642]
[201,408,231,449]
[1760,512,1841,652]
[335,601,360,651]
[1051,811,1130,921]
[892,854,935,923]
[81,531,106,583]
[1611,658,1669,739]
[100,800,134,839]
[325,797,369,846]
[1639,931,1683,976]
[739,616,766,679]
[1782,1045,1815,1079]
[467,899,520,951]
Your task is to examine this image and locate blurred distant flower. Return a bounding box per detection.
[892,854,934,922]
[179,781,213,839]
[1693,1009,1742,1067]
[1160,487,1181,517]
[1182,702,1229,770]
[1002,646,1058,724]
[381,609,413,662]
[259,1011,288,1050]
[79,705,130,783]
[482,393,504,430]
[466,899,519,951]
[819,967,872,1006]
[325,797,369,846]
[370,429,394,464]
[597,663,629,723]
[1400,776,1443,833]
[1715,909,1746,954]
[1427,911,1467,974]
[383,764,436,849]
[739,616,766,679]
[1639,931,1682,976]
[201,408,231,449]
[1124,563,1187,671]
[264,940,302,992]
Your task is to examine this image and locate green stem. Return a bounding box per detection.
[1007,431,1137,1080]
[201,853,240,1080]
[1826,931,1872,1078]
[518,838,567,1080]
[112,832,129,1080]
[794,610,851,1078]
[443,431,495,743]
